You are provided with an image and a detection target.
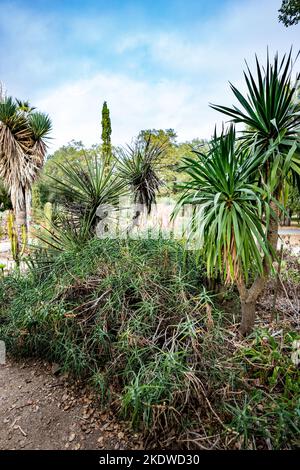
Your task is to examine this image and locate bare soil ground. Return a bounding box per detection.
[0,358,142,450]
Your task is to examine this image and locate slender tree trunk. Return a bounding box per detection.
[13,186,27,233]
[237,199,279,335]
[15,206,26,230]
[240,300,256,335]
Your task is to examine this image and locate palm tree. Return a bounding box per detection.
[209,51,300,333]
[0,95,52,234]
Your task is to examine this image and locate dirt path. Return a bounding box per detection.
[0,358,142,450]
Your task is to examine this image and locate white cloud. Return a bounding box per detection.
[37,72,222,152]
[3,0,300,152]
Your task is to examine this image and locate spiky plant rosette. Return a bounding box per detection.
[211,50,300,188]
[116,136,166,214]
[50,153,126,228]
[173,126,276,284]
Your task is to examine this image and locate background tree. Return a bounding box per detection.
[101,101,112,169]
[36,140,86,205]
[138,129,208,194]
[287,183,300,222]
[0,179,12,212]
[278,0,300,26]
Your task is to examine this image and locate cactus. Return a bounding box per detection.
[0,263,5,277]
[7,211,27,266]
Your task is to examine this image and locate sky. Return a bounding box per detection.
[0,0,299,152]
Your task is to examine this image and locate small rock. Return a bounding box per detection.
[69,432,76,442]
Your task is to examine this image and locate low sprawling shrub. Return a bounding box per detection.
[0,238,299,449]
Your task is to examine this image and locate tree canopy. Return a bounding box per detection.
[278,0,300,26]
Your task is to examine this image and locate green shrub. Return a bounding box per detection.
[0,237,299,449]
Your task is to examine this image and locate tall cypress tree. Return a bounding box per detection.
[101,101,112,168]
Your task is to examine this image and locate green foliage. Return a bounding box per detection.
[227,329,300,449]
[101,101,112,166]
[38,141,87,203]
[28,112,52,141]
[211,51,300,189]
[0,96,52,148]
[7,211,27,265]
[116,137,166,214]
[278,0,300,26]
[0,238,298,448]
[173,126,273,283]
[137,129,208,194]
[0,179,12,211]
[49,152,126,228]
[288,183,300,219]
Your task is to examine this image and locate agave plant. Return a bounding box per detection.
[116,137,166,230]
[0,95,52,234]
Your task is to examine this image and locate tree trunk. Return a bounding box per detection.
[236,198,280,335]
[11,186,27,233]
[239,300,256,336]
[15,206,26,230]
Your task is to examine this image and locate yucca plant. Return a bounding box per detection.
[116,137,166,228]
[50,153,126,232]
[34,213,94,253]
[207,51,300,334]
[0,95,52,236]
[173,126,277,334]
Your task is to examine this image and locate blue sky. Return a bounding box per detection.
[0,0,299,151]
